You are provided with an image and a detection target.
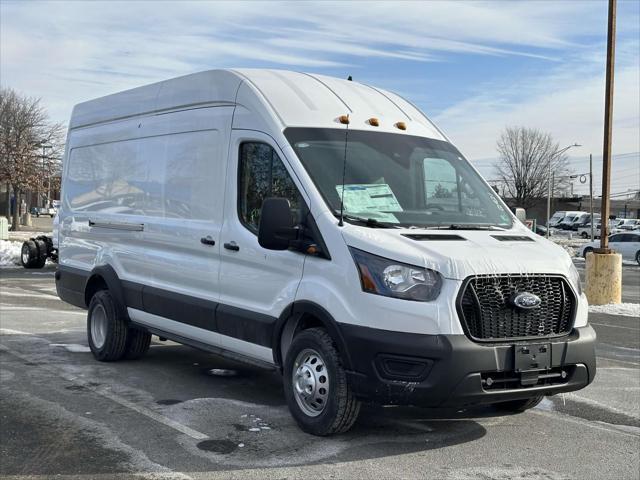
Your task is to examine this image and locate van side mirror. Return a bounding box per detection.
[258,198,297,250]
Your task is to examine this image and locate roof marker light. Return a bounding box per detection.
[338,115,350,124]
[395,122,407,131]
[368,117,380,127]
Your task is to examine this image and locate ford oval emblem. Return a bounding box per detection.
[511,292,542,310]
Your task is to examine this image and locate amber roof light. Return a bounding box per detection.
[395,122,407,130]
[368,117,380,127]
[338,115,350,124]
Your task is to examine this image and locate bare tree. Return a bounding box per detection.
[494,126,571,209]
[0,88,64,230]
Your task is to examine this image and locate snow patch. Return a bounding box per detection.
[0,240,22,266]
[0,328,30,335]
[208,368,238,377]
[589,303,640,317]
[49,343,91,353]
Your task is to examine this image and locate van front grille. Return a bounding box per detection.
[457,274,575,342]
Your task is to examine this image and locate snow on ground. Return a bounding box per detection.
[8,231,49,242]
[589,303,640,317]
[549,232,591,258]
[0,240,22,267]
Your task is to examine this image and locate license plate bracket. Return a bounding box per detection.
[514,343,551,372]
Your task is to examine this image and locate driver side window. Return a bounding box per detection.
[238,142,303,233]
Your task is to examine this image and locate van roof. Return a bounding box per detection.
[69,69,445,139]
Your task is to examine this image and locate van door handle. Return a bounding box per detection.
[200,236,216,246]
[223,241,240,251]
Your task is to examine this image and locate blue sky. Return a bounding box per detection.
[1,0,638,196]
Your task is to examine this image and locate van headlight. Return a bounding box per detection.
[349,247,442,301]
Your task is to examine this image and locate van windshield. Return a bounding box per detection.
[285,128,512,229]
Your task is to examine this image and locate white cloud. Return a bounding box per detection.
[1,0,638,189]
[434,38,639,162]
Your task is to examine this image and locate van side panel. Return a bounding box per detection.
[59,107,232,311]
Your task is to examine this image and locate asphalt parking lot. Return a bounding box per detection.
[1,262,638,479]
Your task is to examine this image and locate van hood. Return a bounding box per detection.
[342,226,574,280]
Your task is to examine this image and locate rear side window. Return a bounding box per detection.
[65,130,220,220]
[238,142,303,233]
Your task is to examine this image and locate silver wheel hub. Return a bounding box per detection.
[21,246,30,265]
[90,304,108,349]
[292,348,329,417]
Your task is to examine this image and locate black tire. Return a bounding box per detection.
[636,250,640,266]
[581,231,589,239]
[20,240,40,268]
[87,290,129,362]
[283,328,361,436]
[494,395,544,413]
[33,238,48,268]
[583,247,593,259]
[124,329,152,360]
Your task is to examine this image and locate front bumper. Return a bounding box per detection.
[340,324,596,407]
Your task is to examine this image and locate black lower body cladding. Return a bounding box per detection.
[340,323,597,407]
[56,264,597,408]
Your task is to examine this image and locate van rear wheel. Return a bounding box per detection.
[87,290,128,361]
[283,328,360,436]
[124,329,152,360]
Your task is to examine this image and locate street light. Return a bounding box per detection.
[546,143,581,238]
[38,142,53,208]
[569,155,595,240]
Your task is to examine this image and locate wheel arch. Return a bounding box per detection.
[273,301,352,371]
[84,264,129,320]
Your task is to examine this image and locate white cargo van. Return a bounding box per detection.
[56,70,596,435]
[547,211,566,228]
[557,211,583,230]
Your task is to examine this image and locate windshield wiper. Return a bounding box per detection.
[427,224,506,231]
[335,213,397,228]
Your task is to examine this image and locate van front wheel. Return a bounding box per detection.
[87,290,128,362]
[283,328,361,436]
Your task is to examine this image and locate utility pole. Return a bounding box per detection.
[599,0,616,251]
[551,172,555,216]
[545,143,581,238]
[585,0,621,306]
[589,154,594,241]
[546,160,552,237]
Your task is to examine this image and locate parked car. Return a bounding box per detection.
[580,232,640,264]
[534,224,551,237]
[616,219,640,231]
[56,69,596,435]
[31,206,56,217]
[577,223,601,239]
